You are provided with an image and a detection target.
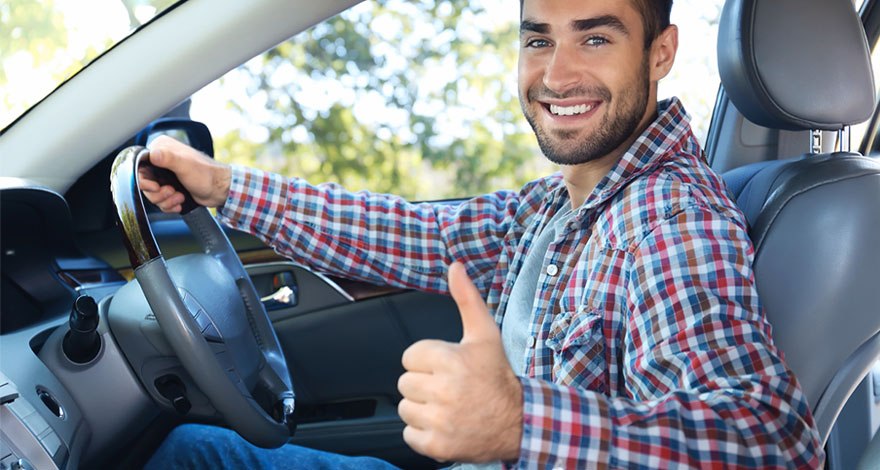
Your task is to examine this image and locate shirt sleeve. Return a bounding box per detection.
[216,164,522,294]
[514,204,824,469]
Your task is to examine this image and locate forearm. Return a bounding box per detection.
[216,164,518,293]
[516,373,821,469]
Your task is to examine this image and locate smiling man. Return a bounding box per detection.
[141,0,824,468]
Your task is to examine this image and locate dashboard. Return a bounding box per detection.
[0,181,146,470]
[0,177,353,469]
[0,153,456,470]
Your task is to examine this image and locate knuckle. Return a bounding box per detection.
[403,340,434,370]
[402,426,426,455]
[397,373,408,394]
[401,425,416,446]
[397,399,409,421]
[401,345,418,369]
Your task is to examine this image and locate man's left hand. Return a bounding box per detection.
[397,262,523,463]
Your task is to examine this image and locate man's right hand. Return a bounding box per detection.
[138,135,232,213]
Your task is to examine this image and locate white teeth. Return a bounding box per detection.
[549,103,595,116]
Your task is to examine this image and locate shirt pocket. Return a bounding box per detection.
[545,307,606,393]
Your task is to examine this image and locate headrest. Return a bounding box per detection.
[718,0,875,131]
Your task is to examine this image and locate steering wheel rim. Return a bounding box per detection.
[110,146,294,448]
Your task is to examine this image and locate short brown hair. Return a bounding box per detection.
[630,0,673,49]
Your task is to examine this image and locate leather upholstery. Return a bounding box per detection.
[718,0,875,130]
[731,154,880,445]
[718,0,880,447]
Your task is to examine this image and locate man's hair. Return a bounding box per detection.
[630,0,673,49]
[518,0,673,50]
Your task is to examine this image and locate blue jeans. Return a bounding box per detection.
[144,423,402,470]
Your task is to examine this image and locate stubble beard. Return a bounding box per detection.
[521,55,651,166]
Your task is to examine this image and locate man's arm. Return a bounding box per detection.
[515,205,823,469]
[139,136,526,294]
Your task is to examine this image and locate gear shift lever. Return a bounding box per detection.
[62,295,101,364]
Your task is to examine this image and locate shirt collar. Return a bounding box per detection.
[542,97,696,217]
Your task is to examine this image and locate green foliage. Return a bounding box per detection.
[0,1,66,67]
[1,0,176,128]
[214,0,549,200]
[0,1,67,113]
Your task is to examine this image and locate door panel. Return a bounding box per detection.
[85,216,463,467]
[244,262,462,468]
[247,262,353,320]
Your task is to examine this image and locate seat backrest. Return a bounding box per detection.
[717,0,880,446]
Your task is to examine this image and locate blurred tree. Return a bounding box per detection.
[0,0,173,128]
[214,0,549,200]
[0,0,68,116]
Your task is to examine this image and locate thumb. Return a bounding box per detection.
[146,135,187,170]
[448,262,498,342]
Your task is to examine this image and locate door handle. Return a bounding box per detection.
[257,271,298,310]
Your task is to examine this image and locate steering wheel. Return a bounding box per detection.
[110,146,294,448]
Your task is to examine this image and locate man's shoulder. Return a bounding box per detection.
[596,151,746,248]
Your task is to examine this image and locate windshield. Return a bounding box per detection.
[0,0,180,130]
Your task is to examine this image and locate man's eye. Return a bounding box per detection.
[525,38,551,48]
[585,36,609,47]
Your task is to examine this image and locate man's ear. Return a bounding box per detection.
[649,24,678,81]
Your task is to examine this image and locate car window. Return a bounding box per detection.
[191,0,724,201]
[0,0,180,131]
[848,0,880,153]
[851,41,880,151]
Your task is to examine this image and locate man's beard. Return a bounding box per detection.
[521,55,651,166]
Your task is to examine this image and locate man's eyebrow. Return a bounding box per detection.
[572,15,629,36]
[520,20,549,35]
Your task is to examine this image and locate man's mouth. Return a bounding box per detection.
[539,100,603,121]
[548,103,597,116]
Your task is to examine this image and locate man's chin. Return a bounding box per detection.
[539,142,598,166]
[537,127,631,166]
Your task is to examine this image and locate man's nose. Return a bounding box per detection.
[543,44,581,93]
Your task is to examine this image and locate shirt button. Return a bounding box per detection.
[526,336,536,348]
[546,264,558,276]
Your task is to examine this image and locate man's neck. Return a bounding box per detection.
[561,103,659,209]
[561,155,620,210]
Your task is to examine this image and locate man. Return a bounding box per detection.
[141,0,824,468]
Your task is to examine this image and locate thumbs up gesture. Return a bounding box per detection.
[397,262,523,463]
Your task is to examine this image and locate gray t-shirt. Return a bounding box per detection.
[450,205,574,470]
[501,204,573,374]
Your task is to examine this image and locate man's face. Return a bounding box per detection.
[518,0,654,166]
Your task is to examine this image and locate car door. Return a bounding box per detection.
[68,154,462,469]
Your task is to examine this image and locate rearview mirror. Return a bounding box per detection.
[134,118,214,158]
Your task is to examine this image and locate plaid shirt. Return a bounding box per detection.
[218,98,823,469]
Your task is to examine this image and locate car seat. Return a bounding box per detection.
[716,0,880,452]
